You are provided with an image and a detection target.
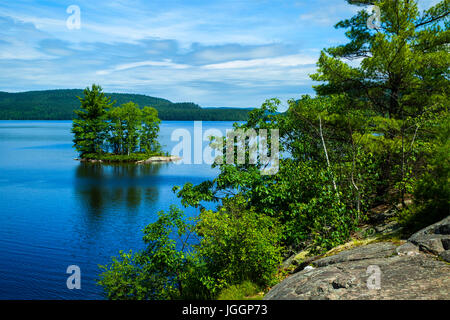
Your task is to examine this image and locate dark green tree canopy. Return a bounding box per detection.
[72,84,162,160]
[311,0,449,118]
[72,84,114,158]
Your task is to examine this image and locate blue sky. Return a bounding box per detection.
[0,0,439,109]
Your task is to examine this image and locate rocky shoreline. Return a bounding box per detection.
[75,155,182,164]
[265,215,450,300]
[135,155,182,164]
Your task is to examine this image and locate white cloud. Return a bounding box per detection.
[96,59,190,75]
[202,54,317,70]
[0,0,358,107]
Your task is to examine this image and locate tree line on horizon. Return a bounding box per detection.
[0,89,251,121]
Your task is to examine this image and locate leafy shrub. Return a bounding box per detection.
[98,206,198,300]
[196,196,283,296]
[98,199,283,300]
[263,160,357,253]
[398,124,450,234]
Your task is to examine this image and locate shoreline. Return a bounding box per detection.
[75,155,182,164]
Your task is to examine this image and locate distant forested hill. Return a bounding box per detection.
[0,89,251,121]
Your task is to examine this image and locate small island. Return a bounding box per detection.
[72,84,179,164]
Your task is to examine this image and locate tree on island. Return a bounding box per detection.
[72,84,113,159]
[72,84,162,161]
[140,106,162,154]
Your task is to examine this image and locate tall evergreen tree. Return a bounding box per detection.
[72,84,114,159]
[312,0,448,116]
[311,0,449,203]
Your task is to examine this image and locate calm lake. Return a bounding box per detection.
[0,120,235,299]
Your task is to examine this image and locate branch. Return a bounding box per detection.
[319,115,338,195]
[415,11,450,28]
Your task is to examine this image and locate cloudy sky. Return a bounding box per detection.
[0,0,439,109]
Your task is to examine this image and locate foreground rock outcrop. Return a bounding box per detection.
[408,215,450,260]
[265,216,450,300]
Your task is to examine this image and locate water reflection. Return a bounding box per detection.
[74,162,164,215]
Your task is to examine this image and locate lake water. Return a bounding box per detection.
[0,120,235,299]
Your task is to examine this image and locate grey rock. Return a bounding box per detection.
[439,250,450,263]
[396,242,420,256]
[409,216,450,255]
[436,224,450,235]
[409,216,450,240]
[442,238,450,250]
[264,242,450,300]
[266,217,450,300]
[136,156,182,164]
[282,253,297,269]
[415,235,446,254]
[312,242,397,268]
[374,221,400,234]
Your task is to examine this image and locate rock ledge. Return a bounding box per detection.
[265,216,450,300]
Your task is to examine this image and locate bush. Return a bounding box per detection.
[398,126,450,234]
[98,198,283,300]
[269,161,358,253]
[196,196,283,296]
[98,206,198,300]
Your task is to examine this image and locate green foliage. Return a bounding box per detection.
[279,164,358,252]
[311,0,449,205]
[171,0,448,255]
[397,114,450,233]
[72,85,163,160]
[95,153,162,162]
[71,84,113,158]
[175,98,366,252]
[196,196,283,295]
[413,142,449,222]
[97,250,151,300]
[98,199,283,300]
[0,89,251,121]
[217,281,262,300]
[140,106,162,154]
[98,0,449,300]
[106,102,147,156]
[98,206,199,300]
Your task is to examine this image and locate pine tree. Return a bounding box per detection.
[311,0,449,204]
[72,84,114,159]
